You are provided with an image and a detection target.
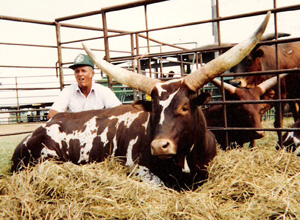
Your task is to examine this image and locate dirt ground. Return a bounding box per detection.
[0,122,45,135]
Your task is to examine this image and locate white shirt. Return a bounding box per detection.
[51,83,122,113]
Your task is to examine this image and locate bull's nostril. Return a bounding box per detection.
[162,142,169,149]
[151,139,176,156]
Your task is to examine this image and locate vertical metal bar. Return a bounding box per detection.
[216,0,229,148]
[211,0,220,45]
[220,77,229,148]
[55,22,64,91]
[14,77,20,124]
[130,33,138,100]
[273,0,283,148]
[135,33,141,73]
[144,5,152,78]
[212,0,229,147]
[215,0,230,148]
[195,52,200,69]
[215,0,221,47]
[102,12,113,89]
[159,45,163,78]
[180,54,184,76]
[135,33,143,99]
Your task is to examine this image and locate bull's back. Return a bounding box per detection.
[11,105,151,172]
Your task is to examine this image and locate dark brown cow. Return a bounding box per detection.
[203,75,285,150]
[230,41,300,137]
[11,13,270,190]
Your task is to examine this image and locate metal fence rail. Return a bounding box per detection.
[1,0,300,149]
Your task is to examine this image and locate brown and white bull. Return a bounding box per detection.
[203,74,286,150]
[11,12,270,190]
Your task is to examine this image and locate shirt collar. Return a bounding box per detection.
[75,82,95,95]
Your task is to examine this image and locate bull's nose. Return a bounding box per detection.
[151,139,176,156]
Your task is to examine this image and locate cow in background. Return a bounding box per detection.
[230,40,300,142]
[11,12,270,190]
[203,74,286,150]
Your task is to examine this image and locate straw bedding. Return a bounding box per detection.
[1,145,300,219]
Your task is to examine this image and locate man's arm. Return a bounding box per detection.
[47,109,59,120]
[47,85,73,120]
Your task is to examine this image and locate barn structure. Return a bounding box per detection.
[1,0,300,148]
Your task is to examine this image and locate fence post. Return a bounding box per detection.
[101,12,113,90]
[55,22,64,91]
[14,77,20,123]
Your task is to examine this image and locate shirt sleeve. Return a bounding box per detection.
[50,86,72,112]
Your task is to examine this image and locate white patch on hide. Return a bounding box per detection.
[156,79,183,97]
[293,135,300,156]
[108,111,143,129]
[190,144,195,153]
[112,135,118,157]
[284,132,294,142]
[182,156,190,173]
[107,111,146,156]
[155,80,183,125]
[125,136,139,166]
[23,135,32,148]
[45,116,99,164]
[99,126,109,147]
[159,88,180,125]
[40,143,58,159]
[142,114,150,135]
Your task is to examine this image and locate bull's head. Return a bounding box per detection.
[212,73,287,141]
[230,47,267,88]
[82,12,270,160]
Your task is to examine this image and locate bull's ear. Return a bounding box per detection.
[196,92,212,105]
[132,100,152,111]
[254,48,264,58]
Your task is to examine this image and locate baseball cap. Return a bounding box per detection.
[69,54,94,70]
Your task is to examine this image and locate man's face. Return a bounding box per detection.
[74,66,94,88]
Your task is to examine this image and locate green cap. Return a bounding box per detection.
[69,54,94,70]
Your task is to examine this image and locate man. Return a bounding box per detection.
[47,54,122,119]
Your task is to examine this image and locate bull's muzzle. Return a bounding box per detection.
[151,139,177,159]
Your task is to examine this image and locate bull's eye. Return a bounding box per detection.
[180,105,189,115]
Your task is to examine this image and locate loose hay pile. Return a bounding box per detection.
[1,147,300,219]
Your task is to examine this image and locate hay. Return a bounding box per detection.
[199,147,300,219]
[1,146,300,219]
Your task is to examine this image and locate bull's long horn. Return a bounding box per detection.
[212,78,236,94]
[261,32,290,41]
[258,73,288,94]
[82,44,159,95]
[184,11,270,92]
